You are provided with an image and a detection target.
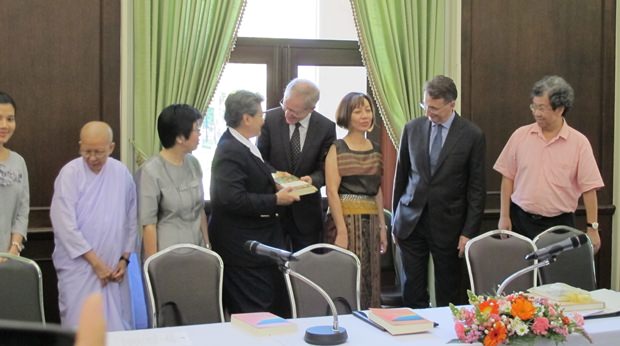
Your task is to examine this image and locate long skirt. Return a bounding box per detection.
[325,197,381,309]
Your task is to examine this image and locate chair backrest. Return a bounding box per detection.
[143,244,224,327]
[0,253,45,323]
[533,226,596,290]
[0,319,74,346]
[465,230,537,295]
[285,243,361,318]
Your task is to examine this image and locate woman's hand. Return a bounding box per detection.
[334,229,348,249]
[379,225,388,254]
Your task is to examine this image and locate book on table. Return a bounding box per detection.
[272,171,318,197]
[230,312,296,336]
[367,308,434,335]
[527,282,606,312]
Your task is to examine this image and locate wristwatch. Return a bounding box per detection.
[586,222,599,230]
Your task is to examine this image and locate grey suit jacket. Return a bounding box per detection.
[257,108,336,236]
[392,113,486,246]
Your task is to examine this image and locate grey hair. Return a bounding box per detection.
[531,75,574,116]
[224,90,264,128]
[283,78,320,109]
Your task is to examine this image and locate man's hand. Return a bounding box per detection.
[457,235,470,258]
[300,176,313,185]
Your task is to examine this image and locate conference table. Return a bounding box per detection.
[107,305,620,345]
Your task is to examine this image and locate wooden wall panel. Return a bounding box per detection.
[462,0,616,287]
[0,0,120,228]
[0,0,120,323]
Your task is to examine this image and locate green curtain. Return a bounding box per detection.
[350,0,446,146]
[132,0,246,165]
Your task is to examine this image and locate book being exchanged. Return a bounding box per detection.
[230,312,296,336]
[527,282,605,312]
[272,171,318,197]
[367,308,434,335]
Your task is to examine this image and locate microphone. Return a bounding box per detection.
[244,240,297,262]
[524,234,589,260]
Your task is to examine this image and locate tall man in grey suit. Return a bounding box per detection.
[392,75,486,308]
[257,78,336,251]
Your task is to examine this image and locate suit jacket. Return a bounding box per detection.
[392,113,486,246]
[209,130,283,267]
[256,108,336,235]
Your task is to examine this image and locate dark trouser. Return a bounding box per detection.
[510,201,576,239]
[281,207,320,252]
[223,264,291,318]
[398,208,461,308]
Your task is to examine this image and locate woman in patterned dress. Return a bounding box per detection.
[324,92,387,309]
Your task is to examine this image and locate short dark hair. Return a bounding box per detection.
[157,104,203,148]
[335,92,374,129]
[0,91,16,111]
[531,75,574,116]
[224,90,264,128]
[423,75,458,102]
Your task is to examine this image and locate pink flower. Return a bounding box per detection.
[455,322,466,340]
[572,313,584,327]
[532,317,550,335]
[553,326,569,337]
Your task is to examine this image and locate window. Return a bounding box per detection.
[194,0,368,198]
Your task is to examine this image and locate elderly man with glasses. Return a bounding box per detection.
[494,76,603,252]
[392,75,486,309]
[51,121,136,331]
[257,78,336,252]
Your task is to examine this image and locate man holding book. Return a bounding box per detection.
[257,78,336,251]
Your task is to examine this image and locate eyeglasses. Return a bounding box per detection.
[80,149,108,159]
[280,100,307,118]
[529,104,552,112]
[419,101,451,114]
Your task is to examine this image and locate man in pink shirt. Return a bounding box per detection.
[494,76,603,253]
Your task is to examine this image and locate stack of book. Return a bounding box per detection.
[367,308,434,335]
[230,312,296,336]
[528,283,606,312]
[272,171,318,197]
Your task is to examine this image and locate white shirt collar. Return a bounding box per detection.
[228,127,264,162]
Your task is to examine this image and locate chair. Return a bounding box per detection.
[465,230,537,295]
[380,210,405,307]
[285,243,361,318]
[0,253,45,323]
[533,225,596,291]
[143,244,224,327]
[0,319,74,346]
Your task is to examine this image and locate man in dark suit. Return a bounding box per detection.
[392,75,486,308]
[257,78,336,251]
[209,90,299,315]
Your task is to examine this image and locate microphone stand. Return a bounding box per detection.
[280,262,347,345]
[496,256,556,296]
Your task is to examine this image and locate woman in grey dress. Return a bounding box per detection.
[0,91,29,256]
[138,104,209,259]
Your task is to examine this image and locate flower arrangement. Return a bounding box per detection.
[449,291,591,346]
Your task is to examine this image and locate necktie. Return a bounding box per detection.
[290,122,301,169]
[429,124,443,174]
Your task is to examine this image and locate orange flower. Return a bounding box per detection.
[484,321,507,346]
[479,298,499,315]
[511,296,536,320]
